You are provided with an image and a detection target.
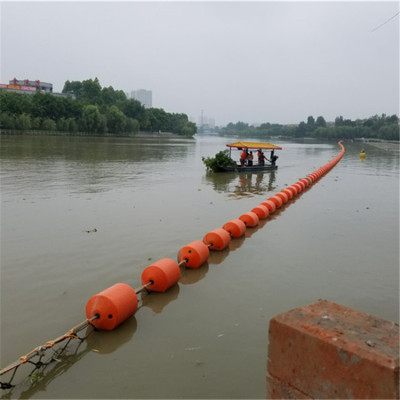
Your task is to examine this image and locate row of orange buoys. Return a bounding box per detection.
[85,141,345,330]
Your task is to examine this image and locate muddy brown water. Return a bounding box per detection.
[1,134,398,399]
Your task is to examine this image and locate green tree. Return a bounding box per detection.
[386,114,399,124]
[41,118,57,131]
[30,92,66,120]
[121,99,145,118]
[378,124,399,140]
[0,111,15,129]
[82,105,102,133]
[101,86,126,106]
[57,117,69,132]
[62,80,83,98]
[147,108,168,132]
[0,92,31,114]
[315,116,326,128]
[296,121,307,137]
[182,121,197,136]
[15,113,31,130]
[81,78,102,104]
[306,116,315,131]
[67,118,78,133]
[107,105,127,133]
[125,117,140,134]
[31,117,41,130]
[335,116,344,127]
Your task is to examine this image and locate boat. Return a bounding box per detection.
[222,141,282,172]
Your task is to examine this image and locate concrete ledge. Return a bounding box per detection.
[267,300,399,399]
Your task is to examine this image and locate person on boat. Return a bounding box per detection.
[270,150,278,166]
[247,151,254,166]
[258,151,266,166]
[240,149,247,166]
[257,149,262,164]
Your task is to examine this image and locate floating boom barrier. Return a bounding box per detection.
[0,141,345,389]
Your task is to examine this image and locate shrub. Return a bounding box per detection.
[202,150,236,172]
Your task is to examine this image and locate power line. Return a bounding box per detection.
[371,11,400,32]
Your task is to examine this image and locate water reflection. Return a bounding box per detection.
[244,218,268,238]
[0,135,193,163]
[228,235,246,251]
[140,284,180,313]
[179,263,209,285]
[0,135,192,195]
[85,317,137,354]
[203,171,277,198]
[208,247,230,265]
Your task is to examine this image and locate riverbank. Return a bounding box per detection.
[0,129,192,138]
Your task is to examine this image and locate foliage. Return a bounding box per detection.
[1,78,196,136]
[202,150,236,172]
[82,105,102,133]
[15,113,31,130]
[125,118,140,134]
[107,105,127,133]
[41,118,57,131]
[218,114,399,141]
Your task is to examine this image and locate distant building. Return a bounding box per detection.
[131,89,152,108]
[198,110,216,133]
[10,78,52,93]
[1,78,73,98]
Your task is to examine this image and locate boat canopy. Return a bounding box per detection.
[226,141,282,150]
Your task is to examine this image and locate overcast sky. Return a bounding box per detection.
[1,1,399,126]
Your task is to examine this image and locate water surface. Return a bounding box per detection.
[1,134,399,399]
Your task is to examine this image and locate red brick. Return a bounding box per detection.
[266,374,311,399]
[267,300,399,399]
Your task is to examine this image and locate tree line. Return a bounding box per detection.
[0,78,197,136]
[218,114,399,140]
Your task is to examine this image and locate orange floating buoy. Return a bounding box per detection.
[293,182,303,192]
[86,283,138,330]
[251,204,269,219]
[177,240,209,269]
[282,188,293,199]
[306,175,315,183]
[261,199,276,214]
[203,228,231,251]
[239,211,259,227]
[276,191,289,204]
[141,258,181,292]
[269,195,283,208]
[286,186,298,197]
[296,180,306,190]
[299,178,310,187]
[222,219,246,237]
[308,174,317,181]
[304,177,313,185]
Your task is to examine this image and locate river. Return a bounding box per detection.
[1,134,399,399]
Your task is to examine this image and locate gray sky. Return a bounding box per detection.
[1,1,399,126]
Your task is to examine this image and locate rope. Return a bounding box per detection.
[0,315,98,387]
[371,11,399,32]
[134,281,153,294]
